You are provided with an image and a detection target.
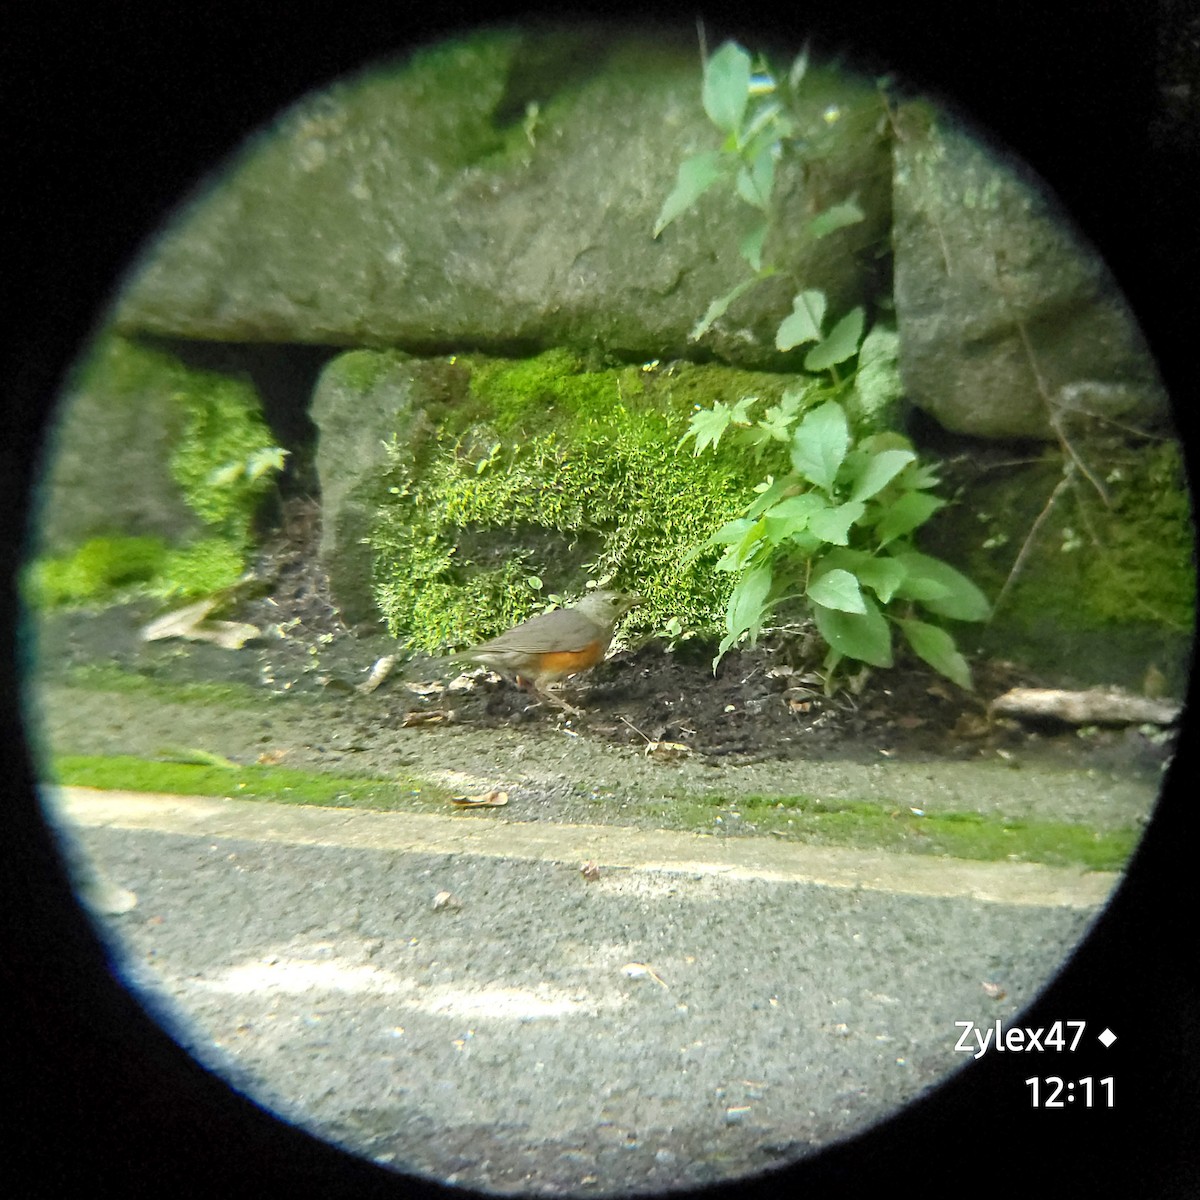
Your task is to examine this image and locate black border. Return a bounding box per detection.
[5,4,1197,1196]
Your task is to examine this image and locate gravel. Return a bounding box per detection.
[62,817,1099,1195]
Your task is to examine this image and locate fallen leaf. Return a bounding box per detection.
[141,598,216,639]
[432,891,462,911]
[403,678,446,698]
[580,861,601,881]
[186,621,259,650]
[358,655,397,693]
[142,599,259,649]
[449,790,509,807]
[402,710,454,727]
[954,713,992,738]
[981,980,1007,1000]
[622,962,668,989]
[644,740,691,761]
[257,749,289,765]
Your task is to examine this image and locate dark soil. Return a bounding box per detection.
[38,497,1169,782]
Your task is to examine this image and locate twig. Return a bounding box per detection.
[992,252,1110,508]
[989,466,1072,621]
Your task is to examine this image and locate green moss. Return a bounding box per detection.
[974,441,1194,638]
[70,330,188,398]
[25,535,169,608]
[37,333,288,610]
[82,332,283,550]
[323,347,412,395]
[64,664,271,708]
[47,752,1133,869]
[925,438,1194,690]
[369,352,788,649]
[664,792,1137,871]
[169,373,282,539]
[1076,440,1194,631]
[151,537,249,601]
[461,347,598,433]
[50,754,449,811]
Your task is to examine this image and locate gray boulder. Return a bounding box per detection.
[892,107,1168,440]
[112,26,890,370]
[33,345,200,555]
[310,350,469,629]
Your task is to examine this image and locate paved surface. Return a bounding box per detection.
[46,787,1113,1195]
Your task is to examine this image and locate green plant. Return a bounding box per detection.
[684,393,990,688]
[366,352,781,650]
[654,39,874,370]
[25,535,169,608]
[658,40,988,687]
[170,375,287,541]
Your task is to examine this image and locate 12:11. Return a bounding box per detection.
[1025,1077,1114,1107]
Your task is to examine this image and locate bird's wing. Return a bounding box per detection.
[470,609,604,654]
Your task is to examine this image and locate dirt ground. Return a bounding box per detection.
[30,499,1174,795]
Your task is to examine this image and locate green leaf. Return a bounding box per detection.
[807,567,866,613]
[891,575,950,602]
[892,552,992,621]
[755,401,797,443]
[789,400,848,492]
[739,221,768,271]
[775,290,826,351]
[812,595,893,667]
[808,499,865,544]
[853,555,907,604]
[726,560,773,640]
[703,42,753,135]
[706,516,756,547]
[207,462,244,487]
[788,44,810,91]
[245,446,288,483]
[898,619,973,690]
[763,492,823,524]
[874,490,944,546]
[804,306,865,372]
[816,548,908,605]
[735,145,775,210]
[690,276,764,341]
[852,324,904,418]
[714,516,768,570]
[807,198,865,240]
[858,431,915,456]
[754,386,807,443]
[653,150,724,237]
[681,399,738,455]
[849,447,917,503]
[761,492,823,543]
[746,475,796,519]
[901,460,943,490]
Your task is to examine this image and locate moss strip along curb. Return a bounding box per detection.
[49,786,1118,909]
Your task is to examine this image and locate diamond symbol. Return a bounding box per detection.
[1098,1028,1117,1048]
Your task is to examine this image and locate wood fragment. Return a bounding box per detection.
[991,687,1180,727]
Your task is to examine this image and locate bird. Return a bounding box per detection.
[463,589,641,714]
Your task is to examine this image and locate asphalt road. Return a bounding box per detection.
[48,788,1107,1196]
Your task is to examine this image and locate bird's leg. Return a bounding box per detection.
[527,680,585,718]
